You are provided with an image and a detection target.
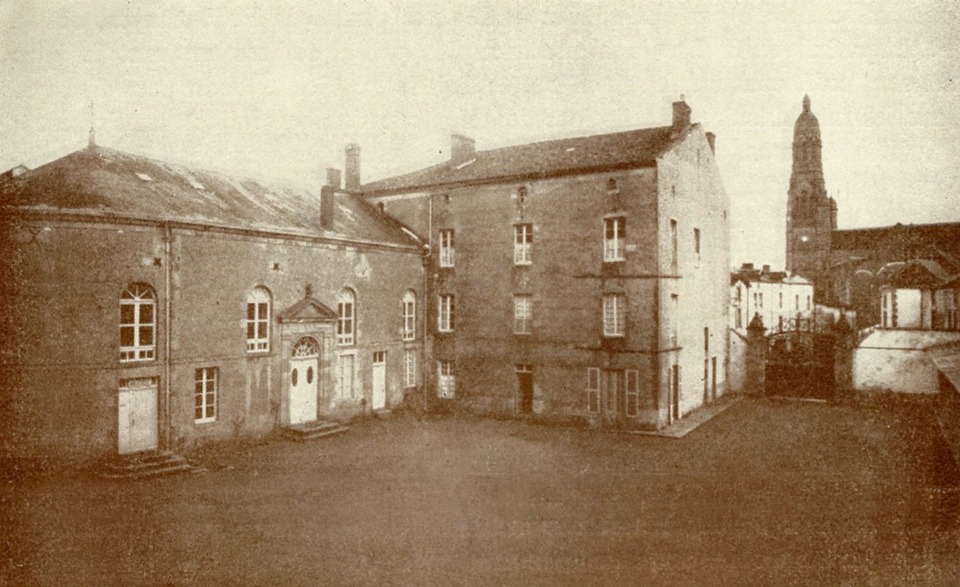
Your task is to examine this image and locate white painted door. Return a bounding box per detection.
[372,351,386,410]
[289,338,319,425]
[118,378,158,454]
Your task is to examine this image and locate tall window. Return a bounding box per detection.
[120,283,156,362]
[439,229,455,268]
[337,289,356,345]
[670,219,678,271]
[194,367,218,423]
[603,217,625,262]
[779,293,783,309]
[402,291,416,341]
[693,228,701,258]
[438,294,455,332]
[246,286,271,352]
[514,295,532,334]
[671,294,679,346]
[586,368,600,413]
[514,224,532,265]
[806,295,811,310]
[625,369,639,417]
[438,360,455,398]
[404,349,417,388]
[337,354,355,398]
[603,294,625,337]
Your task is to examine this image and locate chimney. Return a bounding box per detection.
[320,185,335,231]
[344,144,361,192]
[326,168,342,189]
[705,132,716,153]
[88,127,96,149]
[450,133,475,167]
[742,263,754,270]
[672,99,691,131]
[762,264,771,274]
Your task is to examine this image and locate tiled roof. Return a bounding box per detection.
[886,259,956,288]
[0,146,419,249]
[360,126,682,194]
[832,222,960,253]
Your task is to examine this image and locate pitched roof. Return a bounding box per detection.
[885,259,955,288]
[832,222,960,253]
[0,146,419,249]
[360,126,683,194]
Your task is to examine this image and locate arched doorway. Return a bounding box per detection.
[289,337,320,425]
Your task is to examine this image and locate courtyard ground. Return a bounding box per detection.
[2,397,958,586]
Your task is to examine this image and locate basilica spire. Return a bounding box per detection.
[785,94,834,296]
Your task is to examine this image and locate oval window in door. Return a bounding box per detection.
[307,366,314,384]
[291,368,298,386]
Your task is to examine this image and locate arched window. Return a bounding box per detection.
[247,286,271,352]
[337,289,356,345]
[120,283,156,362]
[606,178,619,194]
[402,290,416,341]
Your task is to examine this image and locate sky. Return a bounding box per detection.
[2,0,958,268]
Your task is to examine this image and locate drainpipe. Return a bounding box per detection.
[164,222,173,449]
[423,196,433,413]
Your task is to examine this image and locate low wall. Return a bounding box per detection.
[853,347,941,394]
[937,373,960,469]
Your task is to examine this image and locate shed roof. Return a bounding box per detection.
[0,146,419,249]
[360,126,684,194]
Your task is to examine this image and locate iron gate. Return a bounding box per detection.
[765,321,836,401]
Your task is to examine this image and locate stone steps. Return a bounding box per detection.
[96,450,192,480]
[282,420,349,442]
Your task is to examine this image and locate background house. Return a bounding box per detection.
[853,259,960,394]
[359,100,730,429]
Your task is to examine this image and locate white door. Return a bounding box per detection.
[118,378,158,454]
[289,338,319,425]
[372,351,386,410]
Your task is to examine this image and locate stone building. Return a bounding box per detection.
[0,141,424,462]
[359,100,731,429]
[783,95,960,326]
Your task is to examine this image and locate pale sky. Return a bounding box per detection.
[2,0,958,268]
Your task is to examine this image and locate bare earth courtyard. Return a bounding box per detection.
[3,398,958,586]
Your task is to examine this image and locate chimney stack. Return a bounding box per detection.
[742,263,754,270]
[320,185,335,231]
[450,134,475,167]
[705,132,716,153]
[326,168,342,189]
[672,100,691,131]
[344,144,361,192]
[762,264,771,274]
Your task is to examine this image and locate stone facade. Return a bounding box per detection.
[0,147,424,462]
[362,101,730,429]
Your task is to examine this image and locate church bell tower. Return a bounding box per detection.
[786,95,836,300]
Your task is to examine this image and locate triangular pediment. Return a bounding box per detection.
[278,296,337,323]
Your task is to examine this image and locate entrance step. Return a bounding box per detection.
[96,450,192,480]
[282,420,349,442]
